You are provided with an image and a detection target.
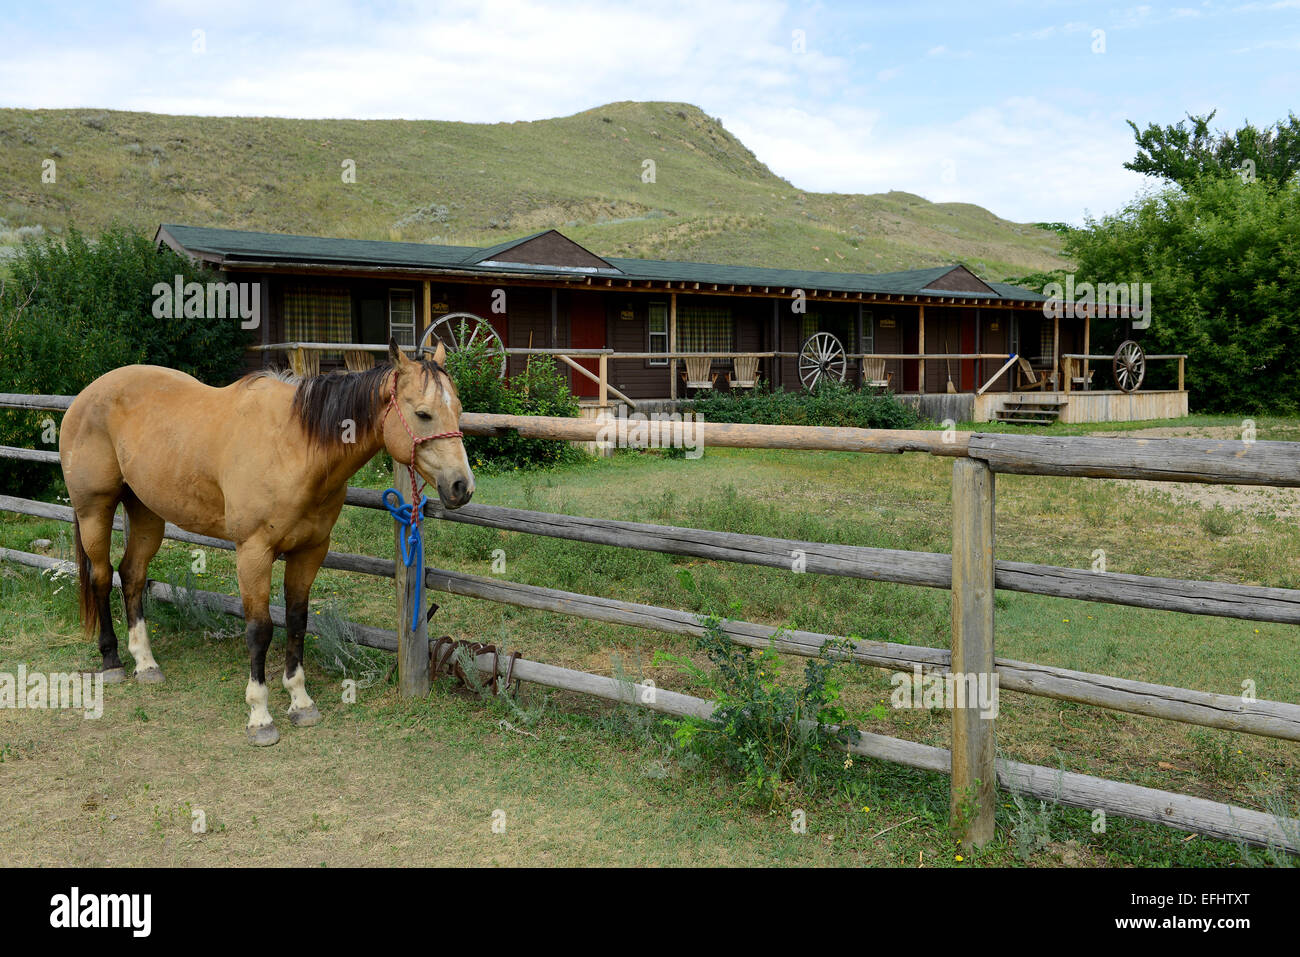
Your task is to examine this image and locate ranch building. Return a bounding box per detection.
[155,223,1187,424]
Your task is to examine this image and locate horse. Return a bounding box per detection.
[58,339,474,745]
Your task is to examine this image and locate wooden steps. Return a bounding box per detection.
[995,399,1066,426]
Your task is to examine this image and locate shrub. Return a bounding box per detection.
[655,584,860,805]
[686,378,922,429]
[443,336,585,473]
[0,224,252,496]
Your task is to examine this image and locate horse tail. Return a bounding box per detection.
[73,514,98,638]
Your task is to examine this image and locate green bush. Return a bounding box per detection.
[686,378,922,429]
[443,336,586,473]
[0,224,252,496]
[655,608,860,806]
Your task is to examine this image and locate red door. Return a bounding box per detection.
[960,309,977,390]
[569,292,606,398]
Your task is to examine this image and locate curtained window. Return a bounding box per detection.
[678,305,733,354]
[1039,322,1055,366]
[284,285,352,360]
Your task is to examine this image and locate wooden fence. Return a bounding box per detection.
[1,391,1298,854]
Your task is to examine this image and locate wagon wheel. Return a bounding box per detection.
[1112,339,1146,393]
[418,312,507,379]
[798,332,847,391]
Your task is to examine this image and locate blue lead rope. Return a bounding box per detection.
[382,487,429,632]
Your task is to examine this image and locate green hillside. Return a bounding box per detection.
[0,101,1066,280]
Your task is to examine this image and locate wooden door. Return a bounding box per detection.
[569,291,606,398]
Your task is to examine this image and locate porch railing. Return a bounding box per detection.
[252,343,1182,402]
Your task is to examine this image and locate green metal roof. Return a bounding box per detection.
[157,223,1045,301]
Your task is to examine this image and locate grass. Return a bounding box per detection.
[1,418,1298,866]
[0,101,1067,281]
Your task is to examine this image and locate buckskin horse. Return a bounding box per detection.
[58,340,473,745]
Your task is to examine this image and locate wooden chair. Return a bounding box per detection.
[1061,356,1093,393]
[289,347,320,379]
[728,356,760,390]
[1015,357,1048,391]
[344,349,375,373]
[681,355,718,391]
[860,357,892,391]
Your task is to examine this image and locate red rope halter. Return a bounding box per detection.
[383,369,464,506]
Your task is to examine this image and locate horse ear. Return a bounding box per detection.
[432,341,447,366]
[388,337,406,367]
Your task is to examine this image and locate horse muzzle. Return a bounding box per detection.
[438,475,474,510]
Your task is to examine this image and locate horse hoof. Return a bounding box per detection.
[247,723,280,747]
[288,705,322,728]
[135,667,165,685]
[101,668,126,684]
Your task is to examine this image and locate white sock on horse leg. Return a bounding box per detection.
[245,679,273,729]
[128,620,160,674]
[282,665,315,713]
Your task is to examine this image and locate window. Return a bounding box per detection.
[283,284,352,359]
[1039,321,1054,366]
[388,289,416,347]
[648,302,668,366]
[800,312,819,345]
[679,305,733,353]
[861,310,874,354]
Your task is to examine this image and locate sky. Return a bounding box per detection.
[1,0,1296,223]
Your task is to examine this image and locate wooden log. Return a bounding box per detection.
[343,489,1300,627]
[0,544,1295,851]
[0,393,73,411]
[7,491,1300,738]
[392,462,430,698]
[950,458,997,848]
[969,433,1300,487]
[459,413,970,456]
[0,446,60,464]
[418,561,1300,740]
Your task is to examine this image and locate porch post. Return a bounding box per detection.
[422,280,431,345]
[917,304,926,394]
[855,304,864,387]
[669,292,678,401]
[1083,313,1091,391]
[771,299,780,389]
[1052,313,1061,391]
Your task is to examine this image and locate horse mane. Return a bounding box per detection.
[241,357,451,449]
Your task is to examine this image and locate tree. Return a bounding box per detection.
[1065,175,1300,414]
[0,224,253,496]
[1125,111,1300,189]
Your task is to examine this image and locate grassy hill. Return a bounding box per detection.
[0,101,1067,280]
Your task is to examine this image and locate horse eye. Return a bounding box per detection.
[415,411,433,422]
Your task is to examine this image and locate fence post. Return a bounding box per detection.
[950,457,997,849]
[598,353,608,406]
[393,461,430,698]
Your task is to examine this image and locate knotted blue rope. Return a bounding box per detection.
[383,487,429,632]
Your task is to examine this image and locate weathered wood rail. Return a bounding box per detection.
[1,391,1297,855]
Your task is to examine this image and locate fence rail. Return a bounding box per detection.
[1,391,1297,854]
